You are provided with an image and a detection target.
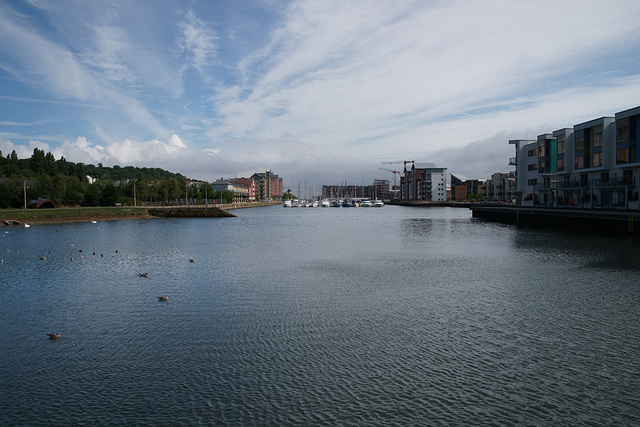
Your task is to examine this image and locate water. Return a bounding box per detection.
[2,205,640,426]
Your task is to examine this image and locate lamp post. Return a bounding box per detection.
[23,179,27,210]
[133,180,137,208]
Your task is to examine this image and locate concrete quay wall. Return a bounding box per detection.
[471,206,640,237]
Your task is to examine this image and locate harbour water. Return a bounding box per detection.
[2,205,640,425]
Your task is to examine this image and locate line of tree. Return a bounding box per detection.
[0,148,235,208]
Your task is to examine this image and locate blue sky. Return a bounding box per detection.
[1,0,640,189]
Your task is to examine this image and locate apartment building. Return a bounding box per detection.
[510,105,640,209]
[400,163,447,202]
[250,170,283,201]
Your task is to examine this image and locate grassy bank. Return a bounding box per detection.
[0,207,151,224]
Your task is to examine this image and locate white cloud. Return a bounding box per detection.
[177,9,218,71]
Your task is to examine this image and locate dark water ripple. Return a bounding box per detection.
[2,208,640,425]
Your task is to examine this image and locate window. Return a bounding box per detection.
[575,155,584,169]
[617,148,629,164]
[538,140,546,157]
[557,158,565,171]
[617,118,629,143]
[528,149,538,157]
[557,135,565,154]
[527,178,537,186]
[538,161,546,173]
[592,152,602,167]
[528,163,537,171]
[576,134,584,151]
[592,125,603,147]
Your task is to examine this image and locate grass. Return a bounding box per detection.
[0,206,150,223]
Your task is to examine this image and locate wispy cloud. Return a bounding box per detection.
[177,10,218,71]
[1,0,640,185]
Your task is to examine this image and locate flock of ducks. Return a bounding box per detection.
[3,226,198,341]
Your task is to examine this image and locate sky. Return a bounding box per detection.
[1,0,640,191]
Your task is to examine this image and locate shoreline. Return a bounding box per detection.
[0,202,279,226]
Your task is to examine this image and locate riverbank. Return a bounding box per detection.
[0,202,279,225]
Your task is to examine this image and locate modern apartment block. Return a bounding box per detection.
[400,163,447,202]
[509,105,640,209]
[250,170,283,201]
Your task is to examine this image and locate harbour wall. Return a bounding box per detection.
[471,206,640,237]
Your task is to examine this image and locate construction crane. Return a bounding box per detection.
[379,168,401,187]
[381,160,414,166]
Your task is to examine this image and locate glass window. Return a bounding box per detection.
[528,163,537,171]
[617,118,629,143]
[538,140,546,157]
[617,148,629,164]
[575,155,584,169]
[592,125,603,147]
[592,152,602,167]
[557,158,564,171]
[557,135,565,154]
[575,134,584,151]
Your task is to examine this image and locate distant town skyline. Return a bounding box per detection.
[1,1,640,190]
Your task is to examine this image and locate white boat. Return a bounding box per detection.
[321,200,330,208]
[283,200,292,208]
[373,200,384,207]
[361,200,372,207]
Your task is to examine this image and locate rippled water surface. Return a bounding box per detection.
[2,205,640,425]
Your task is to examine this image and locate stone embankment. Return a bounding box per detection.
[147,206,236,218]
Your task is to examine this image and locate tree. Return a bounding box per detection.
[99,181,118,206]
[83,183,101,206]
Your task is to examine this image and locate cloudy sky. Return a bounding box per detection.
[1,0,640,189]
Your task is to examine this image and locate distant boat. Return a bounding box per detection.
[283,200,292,208]
[321,200,330,208]
[373,200,384,207]
[362,200,372,207]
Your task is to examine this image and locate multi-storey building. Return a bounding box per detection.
[250,170,283,201]
[229,177,255,201]
[400,163,447,202]
[486,173,510,202]
[510,105,640,209]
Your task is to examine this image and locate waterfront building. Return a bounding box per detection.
[400,163,447,202]
[509,105,640,210]
[249,170,283,201]
[229,177,255,201]
[486,172,511,202]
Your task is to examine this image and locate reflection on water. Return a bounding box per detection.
[1,205,640,425]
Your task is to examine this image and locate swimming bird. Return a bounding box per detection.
[139,272,148,278]
[158,295,169,302]
[40,256,46,261]
[189,258,195,263]
[47,333,61,340]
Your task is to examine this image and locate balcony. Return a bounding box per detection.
[509,157,517,165]
[591,177,636,188]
